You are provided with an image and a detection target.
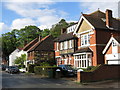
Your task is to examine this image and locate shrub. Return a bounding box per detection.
[81,64,101,72]
[40,62,50,66]
[27,64,36,73]
[34,66,61,77]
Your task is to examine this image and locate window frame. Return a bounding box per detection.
[81,34,90,46]
[74,53,92,68]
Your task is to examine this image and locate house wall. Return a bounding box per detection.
[78,19,92,33]
[118,46,120,53]
[54,42,60,57]
[77,30,98,66]
[102,31,120,64]
[106,44,112,54]
[95,30,120,65]
[27,51,35,60]
[77,29,120,66]
[89,31,97,66]
[95,30,111,65]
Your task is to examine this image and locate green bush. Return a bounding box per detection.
[40,62,50,66]
[27,64,36,73]
[81,64,101,72]
[34,66,61,77]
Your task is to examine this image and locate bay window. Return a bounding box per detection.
[74,53,92,68]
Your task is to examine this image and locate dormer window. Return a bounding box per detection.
[81,34,90,46]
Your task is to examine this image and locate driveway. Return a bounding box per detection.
[1,71,120,88]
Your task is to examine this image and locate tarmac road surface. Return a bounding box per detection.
[1,71,120,88]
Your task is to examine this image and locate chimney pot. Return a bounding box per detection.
[38,35,42,41]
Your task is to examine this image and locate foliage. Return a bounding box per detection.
[27,64,36,73]
[1,26,42,60]
[2,29,18,59]
[1,20,76,60]
[50,19,68,37]
[17,25,42,47]
[14,54,26,68]
[40,62,50,66]
[81,65,101,72]
[41,29,50,38]
[34,66,60,78]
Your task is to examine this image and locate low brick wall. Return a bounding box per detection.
[77,64,120,82]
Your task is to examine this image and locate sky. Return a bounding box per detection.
[0,0,120,34]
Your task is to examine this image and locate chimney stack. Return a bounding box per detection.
[38,35,42,41]
[106,9,112,28]
[61,28,66,34]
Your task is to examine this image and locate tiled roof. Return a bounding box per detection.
[82,10,120,30]
[75,47,92,53]
[23,38,39,51]
[54,32,77,42]
[28,35,54,52]
[114,36,120,43]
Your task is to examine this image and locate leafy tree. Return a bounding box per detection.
[17,25,42,47]
[14,54,26,68]
[41,29,50,38]
[50,19,68,37]
[2,29,18,60]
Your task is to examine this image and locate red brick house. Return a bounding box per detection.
[54,9,120,68]
[26,35,55,65]
[54,23,78,66]
[103,36,120,64]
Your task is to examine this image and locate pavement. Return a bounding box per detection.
[1,71,120,88]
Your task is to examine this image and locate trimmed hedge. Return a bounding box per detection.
[27,64,36,73]
[81,64,101,72]
[34,66,61,77]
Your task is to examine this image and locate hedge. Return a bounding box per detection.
[27,64,36,73]
[34,66,62,77]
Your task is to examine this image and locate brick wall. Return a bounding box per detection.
[77,64,120,82]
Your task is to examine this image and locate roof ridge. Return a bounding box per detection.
[88,9,105,15]
[27,35,51,52]
[23,38,38,50]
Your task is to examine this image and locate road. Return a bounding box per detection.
[1,71,120,88]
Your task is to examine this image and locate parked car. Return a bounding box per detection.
[0,65,7,71]
[58,65,77,76]
[19,68,26,73]
[5,66,19,74]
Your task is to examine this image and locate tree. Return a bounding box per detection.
[17,25,42,47]
[41,29,50,38]
[14,54,26,68]
[2,29,18,60]
[50,19,68,37]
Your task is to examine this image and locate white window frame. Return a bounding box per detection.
[60,42,63,50]
[81,34,90,46]
[56,42,59,51]
[69,40,72,49]
[74,53,92,68]
[64,41,68,49]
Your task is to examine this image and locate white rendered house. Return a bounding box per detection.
[9,48,27,66]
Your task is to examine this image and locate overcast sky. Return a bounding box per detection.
[0,0,119,34]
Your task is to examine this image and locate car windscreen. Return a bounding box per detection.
[65,65,73,70]
[10,66,18,69]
